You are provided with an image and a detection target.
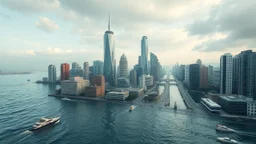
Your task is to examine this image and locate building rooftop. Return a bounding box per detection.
[201,98,221,108]
[219,95,246,102]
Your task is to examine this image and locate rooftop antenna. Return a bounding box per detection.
[108,12,110,30]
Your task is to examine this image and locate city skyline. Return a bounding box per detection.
[1,0,256,71]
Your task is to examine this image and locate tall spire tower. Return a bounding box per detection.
[104,13,116,86]
[108,12,110,31]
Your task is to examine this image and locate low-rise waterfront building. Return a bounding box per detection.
[218,96,247,115]
[246,98,256,116]
[43,77,48,83]
[129,88,144,97]
[91,75,105,96]
[117,77,130,88]
[85,86,102,97]
[201,98,221,113]
[105,91,129,100]
[61,77,90,96]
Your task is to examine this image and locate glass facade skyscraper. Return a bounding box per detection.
[104,14,116,86]
[141,36,148,74]
[48,64,56,83]
[93,60,104,75]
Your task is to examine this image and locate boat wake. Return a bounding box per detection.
[61,98,75,102]
[20,130,32,135]
[235,131,256,137]
[14,133,32,144]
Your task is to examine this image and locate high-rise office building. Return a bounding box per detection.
[83,62,89,80]
[141,36,148,74]
[70,62,83,78]
[232,55,239,94]
[134,64,143,85]
[208,65,214,86]
[220,53,233,94]
[150,52,160,82]
[61,63,70,80]
[89,66,94,80]
[189,64,200,90]
[93,60,104,75]
[119,53,128,78]
[48,65,56,83]
[130,69,137,88]
[138,56,142,66]
[213,67,220,89]
[236,50,256,99]
[103,14,116,86]
[200,65,208,88]
[184,65,190,85]
[213,68,220,89]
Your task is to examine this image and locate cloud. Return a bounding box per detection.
[35,17,59,33]
[187,0,256,52]
[1,0,60,13]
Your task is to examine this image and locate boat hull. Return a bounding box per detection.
[29,118,60,132]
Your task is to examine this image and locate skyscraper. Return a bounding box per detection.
[103,13,116,86]
[70,62,83,78]
[220,53,233,94]
[189,64,200,90]
[130,69,137,88]
[184,65,190,85]
[83,62,89,80]
[199,65,208,88]
[232,55,239,94]
[208,65,214,86]
[93,60,104,75]
[48,65,56,83]
[119,53,128,78]
[61,63,70,80]
[236,50,256,99]
[134,64,143,85]
[141,36,148,74]
[150,52,160,82]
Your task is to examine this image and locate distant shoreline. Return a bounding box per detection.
[0,72,32,75]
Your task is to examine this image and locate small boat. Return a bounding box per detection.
[217,137,237,144]
[129,105,135,112]
[27,79,30,82]
[216,124,235,132]
[61,97,71,101]
[174,102,177,110]
[29,117,60,132]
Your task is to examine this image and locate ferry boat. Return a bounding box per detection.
[217,137,237,144]
[29,117,60,131]
[216,124,235,132]
[129,105,135,112]
[174,102,177,110]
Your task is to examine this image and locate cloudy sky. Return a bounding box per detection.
[0,0,255,71]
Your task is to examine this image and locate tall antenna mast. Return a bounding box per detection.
[108,12,110,30]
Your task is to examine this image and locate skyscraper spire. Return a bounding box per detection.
[108,12,110,30]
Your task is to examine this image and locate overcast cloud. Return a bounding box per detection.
[0,0,255,71]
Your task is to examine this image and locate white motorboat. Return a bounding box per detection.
[216,124,235,132]
[217,137,237,144]
[61,97,71,101]
[129,105,135,112]
[29,117,60,131]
